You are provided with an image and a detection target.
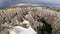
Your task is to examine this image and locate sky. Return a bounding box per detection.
[0,0,60,8]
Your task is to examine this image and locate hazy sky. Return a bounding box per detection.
[0,0,60,8]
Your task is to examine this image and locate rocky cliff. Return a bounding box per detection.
[0,6,60,34]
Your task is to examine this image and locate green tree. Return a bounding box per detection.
[36,16,52,34]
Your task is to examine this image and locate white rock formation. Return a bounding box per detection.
[9,19,37,34]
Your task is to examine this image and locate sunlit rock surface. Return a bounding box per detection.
[10,26,37,34]
[0,6,60,34]
[9,19,37,34]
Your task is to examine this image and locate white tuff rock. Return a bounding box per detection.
[9,19,37,34]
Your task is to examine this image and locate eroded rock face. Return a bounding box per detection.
[0,6,60,34]
[9,19,37,34]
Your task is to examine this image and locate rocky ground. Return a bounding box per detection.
[0,6,60,34]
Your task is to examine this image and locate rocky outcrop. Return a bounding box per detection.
[0,6,60,34]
